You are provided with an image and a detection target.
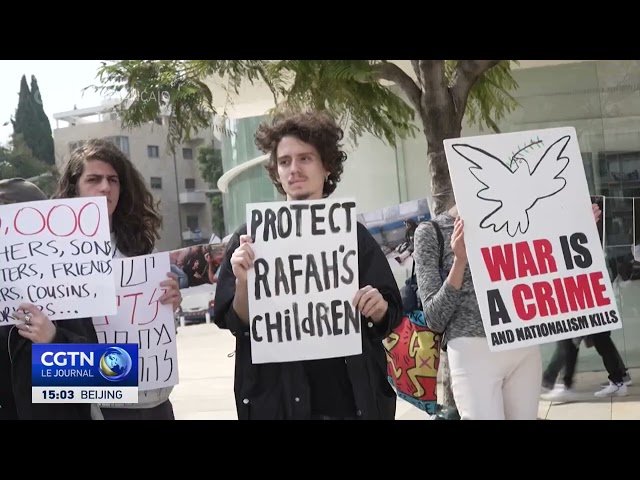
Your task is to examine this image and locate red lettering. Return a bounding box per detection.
[511,272,609,320]
[512,284,536,320]
[532,239,557,274]
[482,244,515,282]
[123,292,144,324]
[532,281,558,316]
[10,202,101,237]
[78,202,101,237]
[139,288,164,325]
[589,271,610,307]
[47,204,78,237]
[482,239,558,282]
[564,274,595,310]
[14,207,46,235]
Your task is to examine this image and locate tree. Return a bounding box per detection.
[89,60,520,412]
[0,134,58,196]
[88,60,519,215]
[11,74,55,165]
[29,75,56,165]
[196,145,226,236]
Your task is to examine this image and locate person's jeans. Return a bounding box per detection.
[542,340,579,389]
[591,333,626,384]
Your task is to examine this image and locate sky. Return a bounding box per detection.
[0,60,110,145]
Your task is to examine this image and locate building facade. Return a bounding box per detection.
[53,104,221,252]
[214,60,640,373]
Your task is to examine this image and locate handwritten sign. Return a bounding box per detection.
[443,126,622,351]
[246,198,361,364]
[0,196,116,325]
[92,252,178,391]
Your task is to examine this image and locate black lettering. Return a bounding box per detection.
[254,258,270,300]
[288,255,303,295]
[487,289,511,326]
[252,314,264,341]
[328,203,341,233]
[321,250,339,290]
[302,302,315,336]
[277,207,292,238]
[570,232,592,268]
[274,257,290,295]
[28,241,45,257]
[292,303,302,340]
[344,300,360,334]
[283,309,292,341]
[263,209,277,242]
[559,235,573,270]
[331,299,343,335]
[290,204,309,237]
[340,249,356,285]
[311,204,325,235]
[315,302,331,336]
[265,312,282,343]
[304,254,323,294]
[250,209,263,241]
[341,201,355,233]
[46,240,59,255]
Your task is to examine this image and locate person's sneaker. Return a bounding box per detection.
[594,382,628,397]
[541,385,579,403]
[600,375,632,387]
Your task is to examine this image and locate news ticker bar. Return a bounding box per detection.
[32,386,138,404]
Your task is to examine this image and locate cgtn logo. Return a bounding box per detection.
[32,344,138,404]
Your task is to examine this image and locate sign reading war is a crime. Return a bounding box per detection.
[0,196,117,325]
[246,198,361,364]
[443,126,622,351]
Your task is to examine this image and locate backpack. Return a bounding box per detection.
[383,220,445,415]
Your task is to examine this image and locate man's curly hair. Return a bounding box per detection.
[254,111,347,198]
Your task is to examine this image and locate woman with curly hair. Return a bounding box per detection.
[213,111,403,420]
[53,138,182,420]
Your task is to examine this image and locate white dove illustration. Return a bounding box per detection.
[451,135,571,237]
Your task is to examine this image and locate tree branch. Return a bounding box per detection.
[372,61,422,112]
[450,60,500,122]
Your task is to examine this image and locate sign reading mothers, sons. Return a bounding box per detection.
[246,198,361,364]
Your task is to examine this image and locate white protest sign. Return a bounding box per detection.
[246,198,361,364]
[92,251,178,390]
[0,196,116,325]
[443,126,621,351]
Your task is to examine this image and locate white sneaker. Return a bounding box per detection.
[600,377,632,387]
[594,382,628,397]
[541,385,579,403]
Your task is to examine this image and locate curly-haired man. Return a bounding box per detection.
[214,111,403,420]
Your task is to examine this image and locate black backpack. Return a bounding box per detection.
[400,220,444,313]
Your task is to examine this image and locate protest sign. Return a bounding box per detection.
[444,126,622,351]
[246,198,361,364]
[92,251,178,391]
[0,196,116,325]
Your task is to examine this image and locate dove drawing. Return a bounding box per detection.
[451,135,571,237]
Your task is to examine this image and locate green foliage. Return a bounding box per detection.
[444,60,520,133]
[11,74,55,165]
[89,60,519,151]
[0,134,57,196]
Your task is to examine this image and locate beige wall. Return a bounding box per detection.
[53,118,218,252]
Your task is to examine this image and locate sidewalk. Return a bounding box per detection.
[170,323,640,420]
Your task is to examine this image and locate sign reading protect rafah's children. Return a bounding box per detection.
[246,198,361,364]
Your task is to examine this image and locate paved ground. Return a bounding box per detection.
[171,322,640,420]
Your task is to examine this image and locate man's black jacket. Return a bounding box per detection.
[213,221,403,420]
[3,317,98,420]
